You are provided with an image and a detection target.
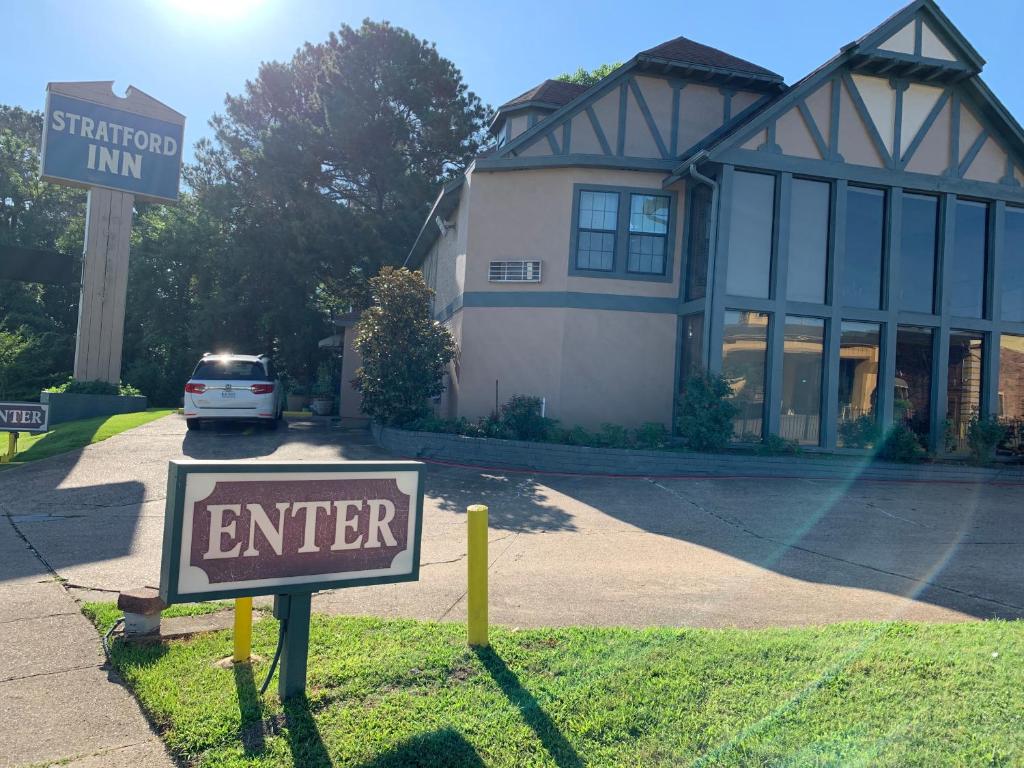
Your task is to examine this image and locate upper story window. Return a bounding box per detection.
[576,191,618,271]
[899,193,939,314]
[726,170,775,298]
[950,199,988,318]
[841,186,886,310]
[628,194,670,275]
[1002,206,1024,322]
[571,186,674,280]
[786,178,830,304]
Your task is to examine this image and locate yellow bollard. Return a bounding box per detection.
[233,597,252,663]
[0,433,17,464]
[467,504,489,647]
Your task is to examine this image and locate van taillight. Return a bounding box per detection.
[184,383,206,394]
[251,383,275,395]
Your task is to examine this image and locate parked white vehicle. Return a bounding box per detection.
[183,353,283,431]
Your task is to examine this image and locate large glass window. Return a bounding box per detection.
[898,193,939,314]
[894,326,933,448]
[628,194,669,275]
[685,184,712,300]
[837,321,881,448]
[786,179,830,304]
[950,200,988,318]
[780,316,824,446]
[726,171,775,298]
[947,330,985,452]
[575,191,618,271]
[1001,207,1024,322]
[722,310,769,440]
[841,186,885,309]
[998,334,1024,455]
[679,314,704,394]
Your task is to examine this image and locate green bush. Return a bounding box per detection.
[838,415,882,448]
[354,267,456,425]
[675,372,739,452]
[45,377,142,397]
[878,424,926,463]
[757,434,802,456]
[595,423,632,449]
[499,395,554,441]
[967,416,1007,465]
[634,422,670,449]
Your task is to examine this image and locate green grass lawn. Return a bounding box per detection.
[84,606,1023,767]
[1,409,172,465]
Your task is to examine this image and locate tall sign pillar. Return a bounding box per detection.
[40,81,185,384]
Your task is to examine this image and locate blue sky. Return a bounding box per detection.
[7,0,1021,163]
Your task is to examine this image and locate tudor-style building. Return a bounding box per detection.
[404,0,1024,453]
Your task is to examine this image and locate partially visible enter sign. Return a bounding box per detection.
[159,461,425,604]
[0,402,49,434]
[41,82,185,203]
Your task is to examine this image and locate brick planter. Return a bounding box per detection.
[372,423,1024,484]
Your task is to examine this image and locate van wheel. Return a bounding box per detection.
[186,419,201,431]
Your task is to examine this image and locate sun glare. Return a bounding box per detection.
[163,0,265,22]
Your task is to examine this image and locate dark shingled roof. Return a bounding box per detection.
[500,79,591,110]
[640,36,781,80]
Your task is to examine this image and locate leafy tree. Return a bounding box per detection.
[0,107,84,397]
[556,63,622,87]
[353,267,455,425]
[199,20,491,312]
[675,372,739,451]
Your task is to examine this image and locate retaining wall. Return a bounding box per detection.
[40,391,148,425]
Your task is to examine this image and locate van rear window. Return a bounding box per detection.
[192,360,268,381]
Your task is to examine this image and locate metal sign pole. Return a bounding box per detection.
[273,593,312,700]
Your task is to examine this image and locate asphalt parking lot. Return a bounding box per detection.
[1,414,1021,627]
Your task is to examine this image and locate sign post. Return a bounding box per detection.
[159,460,424,700]
[40,81,184,384]
[0,402,49,462]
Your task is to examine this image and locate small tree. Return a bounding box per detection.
[675,372,739,452]
[556,63,622,87]
[353,267,455,425]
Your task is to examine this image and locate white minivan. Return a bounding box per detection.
[183,353,283,431]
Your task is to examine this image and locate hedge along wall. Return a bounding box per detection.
[371,423,1024,484]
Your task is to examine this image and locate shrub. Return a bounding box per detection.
[967,416,1007,465]
[675,372,739,452]
[838,415,882,448]
[559,425,596,446]
[353,267,456,425]
[634,422,670,450]
[45,377,142,397]
[499,395,554,441]
[878,424,926,463]
[592,423,630,449]
[757,434,801,456]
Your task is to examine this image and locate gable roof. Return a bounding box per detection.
[669,0,1024,182]
[639,36,781,80]
[499,79,589,111]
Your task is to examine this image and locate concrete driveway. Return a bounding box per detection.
[2,413,1022,627]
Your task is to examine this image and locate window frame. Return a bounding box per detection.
[568,183,677,283]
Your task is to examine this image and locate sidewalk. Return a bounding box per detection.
[0,517,173,768]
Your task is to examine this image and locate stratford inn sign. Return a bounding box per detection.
[159,460,425,697]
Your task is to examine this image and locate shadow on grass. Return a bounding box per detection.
[355,728,485,768]
[474,646,583,768]
[233,663,266,756]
